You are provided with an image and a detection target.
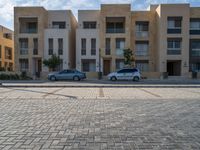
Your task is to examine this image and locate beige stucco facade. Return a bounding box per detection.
[0,25,14,71]
[14,7,77,78]
[76,3,200,78]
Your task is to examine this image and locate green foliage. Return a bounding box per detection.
[0,73,20,80]
[20,72,32,80]
[43,54,62,71]
[123,49,135,67]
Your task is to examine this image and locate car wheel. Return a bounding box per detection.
[133,76,140,82]
[111,76,117,81]
[73,76,80,81]
[50,76,56,81]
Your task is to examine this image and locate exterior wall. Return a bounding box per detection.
[154,4,190,76]
[14,8,77,78]
[76,10,100,73]
[0,25,14,71]
[14,7,48,77]
[100,4,132,73]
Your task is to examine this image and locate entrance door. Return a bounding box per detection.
[103,60,111,75]
[167,61,181,76]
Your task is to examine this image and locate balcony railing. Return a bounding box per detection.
[106,28,125,33]
[20,28,37,34]
[167,27,181,34]
[167,49,181,55]
[58,49,63,55]
[192,49,200,57]
[135,31,149,38]
[135,50,148,56]
[116,49,124,56]
[81,49,86,55]
[20,48,28,55]
[33,48,38,55]
[91,49,96,55]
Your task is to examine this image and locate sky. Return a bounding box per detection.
[0,0,200,30]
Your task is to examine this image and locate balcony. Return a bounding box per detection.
[135,31,149,38]
[167,49,181,55]
[91,49,96,56]
[190,29,200,35]
[191,49,200,57]
[19,18,38,34]
[106,28,125,34]
[116,49,124,56]
[135,50,148,56]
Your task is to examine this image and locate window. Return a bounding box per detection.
[5,47,12,60]
[33,38,38,55]
[19,17,38,33]
[190,18,200,35]
[167,17,182,34]
[58,38,63,55]
[83,22,97,29]
[52,22,66,29]
[106,17,125,33]
[116,38,125,56]
[91,38,96,55]
[105,38,111,55]
[116,59,125,70]
[81,39,86,55]
[48,38,53,55]
[167,38,182,55]
[19,38,28,55]
[190,63,200,72]
[3,33,12,40]
[136,60,149,72]
[135,41,149,56]
[82,59,96,72]
[191,40,200,57]
[19,59,28,71]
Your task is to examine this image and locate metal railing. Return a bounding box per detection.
[106,28,125,33]
[167,49,181,55]
[135,31,149,38]
[135,50,148,56]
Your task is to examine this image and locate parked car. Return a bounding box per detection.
[48,69,86,81]
[108,68,141,81]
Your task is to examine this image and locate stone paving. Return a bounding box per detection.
[0,87,200,149]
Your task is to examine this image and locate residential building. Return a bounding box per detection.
[0,25,14,71]
[14,7,77,78]
[76,4,200,78]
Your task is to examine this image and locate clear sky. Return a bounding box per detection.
[0,0,200,30]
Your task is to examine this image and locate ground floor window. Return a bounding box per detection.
[116,59,125,70]
[82,59,96,72]
[19,59,29,72]
[135,60,149,72]
[190,63,200,72]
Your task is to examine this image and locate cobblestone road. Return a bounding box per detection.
[0,87,200,149]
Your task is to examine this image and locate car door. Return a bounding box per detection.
[58,70,68,80]
[65,70,75,80]
[116,69,127,80]
[124,69,133,80]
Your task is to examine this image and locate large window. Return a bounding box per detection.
[167,38,182,55]
[190,18,200,35]
[116,59,125,70]
[33,38,38,55]
[135,41,149,56]
[105,38,111,55]
[5,47,12,60]
[116,38,125,56]
[106,17,125,33]
[19,38,28,55]
[52,22,66,29]
[190,63,200,72]
[58,38,63,55]
[48,38,53,55]
[83,22,96,29]
[135,21,149,38]
[82,59,96,72]
[3,33,12,40]
[19,59,28,71]
[91,38,96,55]
[191,40,200,57]
[167,17,182,34]
[81,39,86,55]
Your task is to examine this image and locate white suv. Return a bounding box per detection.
[108,68,141,81]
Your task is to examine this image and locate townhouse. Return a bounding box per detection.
[14,7,77,78]
[76,4,200,78]
[0,25,14,71]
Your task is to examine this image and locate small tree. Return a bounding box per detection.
[123,48,135,68]
[43,54,62,71]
